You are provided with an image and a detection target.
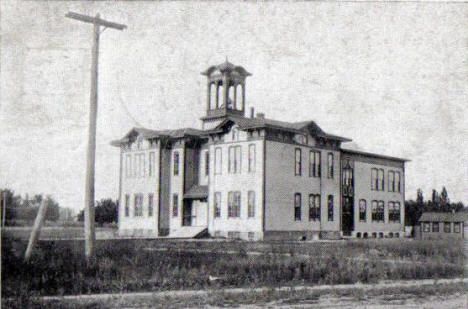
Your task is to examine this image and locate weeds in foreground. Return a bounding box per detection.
[1,237,464,299]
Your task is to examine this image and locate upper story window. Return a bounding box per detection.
[388,171,395,192]
[228,191,241,218]
[327,195,334,221]
[125,154,132,178]
[214,192,221,218]
[124,194,130,217]
[248,144,256,173]
[371,168,385,191]
[173,152,180,176]
[228,146,242,174]
[309,194,320,221]
[432,222,439,233]
[294,193,302,221]
[148,193,154,217]
[327,153,334,179]
[444,222,451,233]
[371,168,378,190]
[359,199,366,222]
[309,151,321,177]
[454,222,461,233]
[172,194,179,217]
[204,151,210,176]
[295,148,302,176]
[395,172,401,193]
[134,193,143,217]
[149,152,155,177]
[378,169,384,191]
[214,147,222,175]
[248,191,256,218]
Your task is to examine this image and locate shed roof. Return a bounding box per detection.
[418,212,468,223]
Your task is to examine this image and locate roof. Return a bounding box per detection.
[341,148,410,162]
[111,127,206,146]
[183,185,208,200]
[216,116,352,142]
[418,212,468,223]
[201,60,252,77]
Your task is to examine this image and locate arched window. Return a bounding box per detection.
[327,195,334,221]
[327,153,334,178]
[309,194,320,221]
[378,169,385,191]
[371,168,378,190]
[294,193,302,221]
[359,199,367,222]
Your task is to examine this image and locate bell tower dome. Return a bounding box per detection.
[200,59,251,129]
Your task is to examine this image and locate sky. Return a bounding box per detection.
[1,1,467,211]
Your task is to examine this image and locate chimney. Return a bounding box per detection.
[256,112,265,119]
[250,107,255,118]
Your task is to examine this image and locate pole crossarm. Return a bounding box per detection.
[65,12,127,30]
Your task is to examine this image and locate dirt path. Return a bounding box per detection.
[37,277,467,302]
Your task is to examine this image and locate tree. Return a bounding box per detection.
[440,187,449,211]
[78,198,118,226]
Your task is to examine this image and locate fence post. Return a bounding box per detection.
[24,200,48,262]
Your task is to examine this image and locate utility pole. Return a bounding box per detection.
[65,12,126,259]
[1,190,6,227]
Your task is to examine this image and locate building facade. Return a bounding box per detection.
[112,61,409,240]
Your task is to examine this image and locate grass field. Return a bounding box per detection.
[2,236,465,307]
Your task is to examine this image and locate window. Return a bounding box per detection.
[388,171,395,192]
[309,194,320,221]
[124,194,130,217]
[378,201,385,222]
[228,191,241,218]
[214,192,221,218]
[343,167,353,187]
[149,152,155,177]
[295,148,302,176]
[294,193,302,221]
[248,191,255,218]
[228,146,242,174]
[371,200,384,222]
[378,169,384,191]
[133,154,138,178]
[327,195,334,221]
[359,199,366,222]
[173,152,180,176]
[125,154,132,178]
[371,168,378,190]
[248,144,256,173]
[309,151,321,177]
[231,128,238,141]
[215,147,222,175]
[205,151,210,176]
[134,194,143,217]
[148,193,154,217]
[327,153,334,178]
[454,222,461,233]
[432,222,439,233]
[444,222,451,233]
[172,194,179,217]
[395,172,401,192]
[423,222,430,232]
[389,202,400,223]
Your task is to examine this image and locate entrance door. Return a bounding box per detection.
[182,200,193,226]
[342,197,354,236]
